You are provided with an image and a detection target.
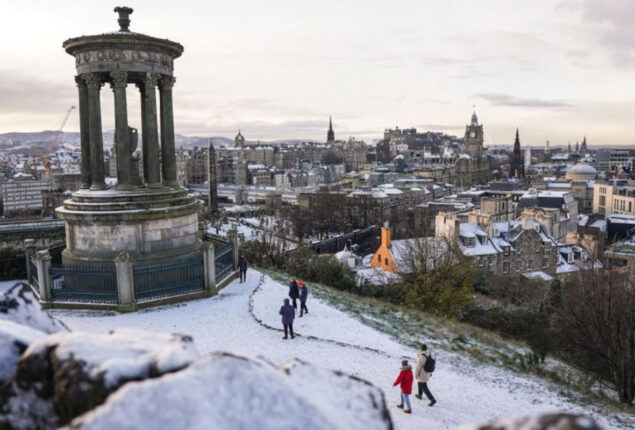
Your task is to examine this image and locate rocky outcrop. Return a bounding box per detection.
[0,329,200,430]
[67,354,393,430]
[0,320,46,384]
[0,283,68,333]
[456,413,603,430]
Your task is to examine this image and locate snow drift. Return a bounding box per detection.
[0,319,46,383]
[68,353,393,430]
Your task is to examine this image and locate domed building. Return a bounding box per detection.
[566,163,598,181]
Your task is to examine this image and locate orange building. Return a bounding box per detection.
[371,223,398,272]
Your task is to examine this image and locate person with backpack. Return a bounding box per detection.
[414,343,436,406]
[392,359,413,414]
[288,277,299,309]
[298,280,309,317]
[279,298,295,339]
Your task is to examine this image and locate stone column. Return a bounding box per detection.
[84,73,106,190]
[203,242,216,296]
[75,76,91,189]
[138,82,147,182]
[111,72,131,190]
[141,73,161,188]
[159,76,178,187]
[114,251,136,312]
[24,239,35,284]
[35,250,52,307]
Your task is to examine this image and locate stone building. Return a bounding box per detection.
[0,175,52,215]
[436,212,558,276]
[593,181,635,217]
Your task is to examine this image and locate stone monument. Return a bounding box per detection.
[57,6,201,264]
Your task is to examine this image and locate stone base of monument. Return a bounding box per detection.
[56,187,202,265]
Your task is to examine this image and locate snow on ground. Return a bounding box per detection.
[69,354,391,430]
[51,271,628,430]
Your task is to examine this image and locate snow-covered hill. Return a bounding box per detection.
[48,271,632,430]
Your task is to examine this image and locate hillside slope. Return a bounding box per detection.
[50,271,632,429]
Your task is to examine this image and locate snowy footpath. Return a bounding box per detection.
[50,271,626,429]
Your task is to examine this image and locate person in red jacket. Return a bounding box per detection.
[393,359,413,414]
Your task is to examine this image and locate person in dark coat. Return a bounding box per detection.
[298,280,309,317]
[238,255,248,283]
[393,359,413,414]
[288,277,299,309]
[279,298,295,339]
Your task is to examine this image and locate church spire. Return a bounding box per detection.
[327,116,335,143]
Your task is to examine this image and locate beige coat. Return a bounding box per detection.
[414,351,431,383]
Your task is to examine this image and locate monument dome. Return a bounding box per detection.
[566,163,598,181]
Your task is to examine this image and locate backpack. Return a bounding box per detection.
[423,354,436,373]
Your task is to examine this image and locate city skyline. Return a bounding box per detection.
[1,0,634,145]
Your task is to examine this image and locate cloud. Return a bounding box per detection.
[0,71,75,114]
[559,0,635,66]
[475,93,572,109]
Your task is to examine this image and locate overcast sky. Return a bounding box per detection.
[1,0,634,146]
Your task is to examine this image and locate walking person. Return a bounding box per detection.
[298,280,309,317]
[414,344,437,406]
[238,255,248,283]
[279,298,295,339]
[393,359,413,414]
[289,277,299,309]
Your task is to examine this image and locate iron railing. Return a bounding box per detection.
[133,253,205,302]
[214,243,234,284]
[50,264,118,303]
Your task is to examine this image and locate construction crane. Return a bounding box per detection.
[36,105,76,174]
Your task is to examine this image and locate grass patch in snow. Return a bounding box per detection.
[260,268,634,422]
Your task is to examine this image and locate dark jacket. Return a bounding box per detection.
[239,258,248,271]
[289,281,299,299]
[393,365,414,395]
[279,298,295,324]
[299,284,308,302]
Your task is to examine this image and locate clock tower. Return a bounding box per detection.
[464,111,483,158]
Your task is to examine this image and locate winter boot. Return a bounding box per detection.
[396,404,403,409]
[283,336,288,340]
[415,394,422,400]
[404,409,412,414]
[429,400,436,407]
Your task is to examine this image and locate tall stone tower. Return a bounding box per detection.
[327,116,335,143]
[464,112,483,158]
[208,141,218,216]
[511,128,524,179]
[235,130,248,186]
[580,136,587,153]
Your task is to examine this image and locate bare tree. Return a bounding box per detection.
[552,269,635,405]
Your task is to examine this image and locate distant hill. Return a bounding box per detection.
[0,131,318,155]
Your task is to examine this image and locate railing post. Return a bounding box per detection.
[25,239,35,284]
[35,250,52,308]
[114,251,136,312]
[203,243,216,296]
[228,229,240,271]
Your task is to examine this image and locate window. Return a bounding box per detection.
[478,257,485,267]
[599,195,606,206]
[542,257,548,268]
[515,262,520,272]
[503,246,510,256]
[630,202,632,213]
[385,258,389,266]
[377,255,381,262]
[536,245,541,253]
[503,262,509,273]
